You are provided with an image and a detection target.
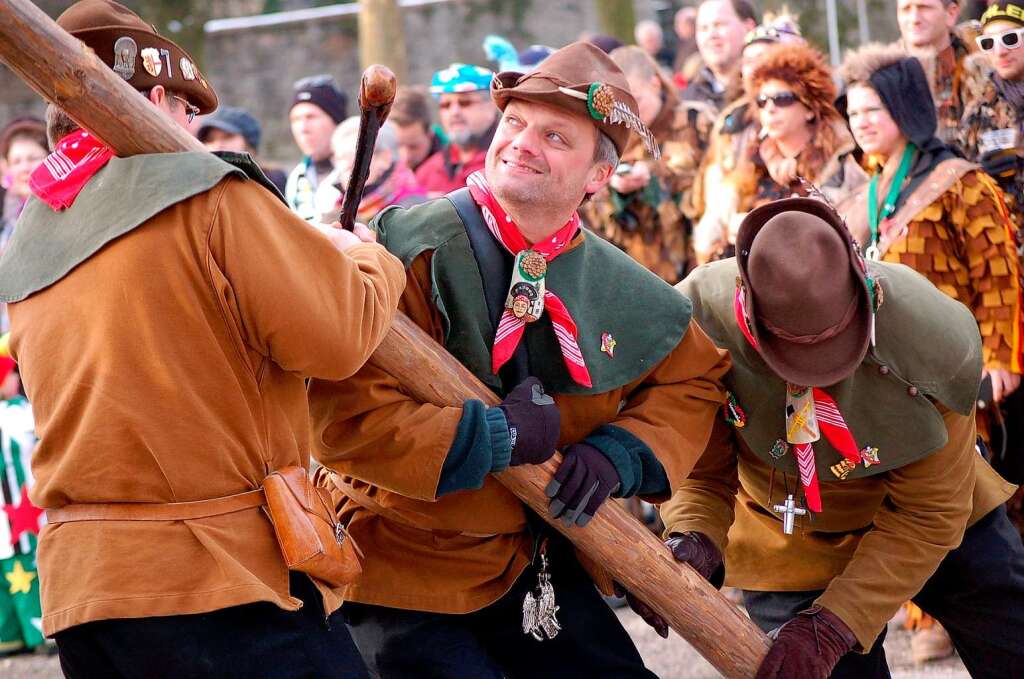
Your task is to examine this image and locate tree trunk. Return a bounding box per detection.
[358,0,408,87]
[0,1,770,676]
[594,0,637,46]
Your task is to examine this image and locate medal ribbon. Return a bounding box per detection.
[30,130,115,211]
[467,172,592,388]
[866,142,915,255]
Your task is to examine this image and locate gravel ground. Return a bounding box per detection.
[619,607,970,679]
[0,609,970,679]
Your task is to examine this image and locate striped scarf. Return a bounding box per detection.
[30,130,114,211]
[467,172,592,388]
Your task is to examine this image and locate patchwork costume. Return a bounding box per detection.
[308,42,730,678]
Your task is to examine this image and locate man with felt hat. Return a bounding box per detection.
[308,41,730,676]
[636,197,1024,678]
[0,1,407,676]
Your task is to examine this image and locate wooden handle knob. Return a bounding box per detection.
[359,65,397,111]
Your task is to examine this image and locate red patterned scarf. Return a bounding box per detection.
[467,172,592,388]
[30,130,115,211]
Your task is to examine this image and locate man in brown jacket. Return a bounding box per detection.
[0,2,406,677]
[308,42,730,677]
[641,198,1024,679]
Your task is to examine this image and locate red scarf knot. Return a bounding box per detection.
[467,172,592,388]
[30,131,115,211]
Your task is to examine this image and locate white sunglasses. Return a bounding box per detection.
[976,27,1024,52]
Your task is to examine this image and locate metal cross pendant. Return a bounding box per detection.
[772,494,807,535]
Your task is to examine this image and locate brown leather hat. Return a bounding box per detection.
[57,0,217,114]
[736,197,872,387]
[490,41,657,158]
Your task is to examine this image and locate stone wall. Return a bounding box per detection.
[204,0,657,165]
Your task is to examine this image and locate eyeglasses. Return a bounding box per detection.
[172,95,200,124]
[756,91,800,109]
[976,27,1024,52]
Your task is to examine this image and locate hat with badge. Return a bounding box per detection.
[735,197,873,387]
[56,0,216,114]
[490,41,658,158]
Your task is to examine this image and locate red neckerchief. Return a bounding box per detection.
[467,171,592,388]
[30,130,115,211]
[734,284,863,512]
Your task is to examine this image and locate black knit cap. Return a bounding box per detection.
[868,57,937,147]
[291,74,348,124]
[981,3,1024,27]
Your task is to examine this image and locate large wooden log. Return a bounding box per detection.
[0,1,771,676]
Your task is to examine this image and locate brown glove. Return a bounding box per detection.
[754,605,859,679]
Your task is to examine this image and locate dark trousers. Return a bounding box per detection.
[743,506,1024,679]
[344,539,655,678]
[55,572,369,679]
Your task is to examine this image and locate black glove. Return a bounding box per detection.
[980,149,1020,179]
[754,605,859,679]
[544,442,620,527]
[498,377,560,467]
[665,531,724,587]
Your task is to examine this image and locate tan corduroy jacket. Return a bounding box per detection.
[7,167,405,636]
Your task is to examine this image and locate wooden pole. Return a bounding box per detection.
[0,1,770,676]
[357,0,408,85]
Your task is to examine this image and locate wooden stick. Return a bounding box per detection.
[338,65,397,231]
[0,1,770,675]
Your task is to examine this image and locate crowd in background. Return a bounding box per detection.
[2,0,1024,667]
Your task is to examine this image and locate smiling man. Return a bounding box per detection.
[307,42,731,677]
[961,3,1024,222]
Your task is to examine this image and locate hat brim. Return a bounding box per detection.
[738,197,873,387]
[490,71,632,155]
[72,26,217,114]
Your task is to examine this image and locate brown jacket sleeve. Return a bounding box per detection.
[611,321,730,500]
[659,415,740,551]
[307,252,462,500]
[207,177,406,380]
[816,406,977,650]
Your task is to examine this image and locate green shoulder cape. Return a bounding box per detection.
[680,258,982,479]
[372,198,692,395]
[0,151,274,303]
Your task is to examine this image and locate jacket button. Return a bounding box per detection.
[908,386,919,397]
[879,365,890,375]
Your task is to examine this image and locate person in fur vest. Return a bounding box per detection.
[580,46,714,283]
[693,44,862,264]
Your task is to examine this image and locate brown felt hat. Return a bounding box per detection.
[57,0,217,114]
[736,198,873,387]
[490,41,656,157]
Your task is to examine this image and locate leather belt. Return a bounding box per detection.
[46,489,265,523]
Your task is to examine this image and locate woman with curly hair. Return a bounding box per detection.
[693,43,861,263]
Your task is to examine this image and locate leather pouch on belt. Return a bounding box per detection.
[263,466,363,588]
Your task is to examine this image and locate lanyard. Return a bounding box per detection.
[866,142,916,260]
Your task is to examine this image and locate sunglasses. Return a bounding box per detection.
[439,97,485,111]
[756,91,800,109]
[172,95,200,124]
[976,27,1024,52]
